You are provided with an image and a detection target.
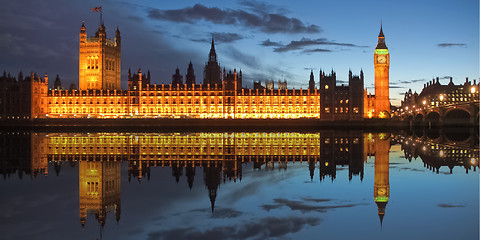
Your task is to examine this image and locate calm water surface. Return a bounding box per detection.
[0,129,478,240]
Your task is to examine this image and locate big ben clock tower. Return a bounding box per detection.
[374,25,390,118]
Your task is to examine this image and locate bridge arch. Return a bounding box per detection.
[444,109,470,125]
[425,111,440,127]
[404,115,413,123]
[413,113,424,126]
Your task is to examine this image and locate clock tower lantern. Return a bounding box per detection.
[374,25,390,118]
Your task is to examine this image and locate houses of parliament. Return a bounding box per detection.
[0,20,391,120]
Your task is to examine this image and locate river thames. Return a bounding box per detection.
[0,129,478,240]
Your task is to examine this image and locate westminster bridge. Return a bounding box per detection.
[398,78,479,127]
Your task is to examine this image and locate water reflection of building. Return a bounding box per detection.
[2,130,478,230]
[0,132,48,179]
[319,131,364,181]
[397,129,478,173]
[79,160,121,229]
[372,133,391,226]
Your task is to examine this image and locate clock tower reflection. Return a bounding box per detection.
[373,133,391,226]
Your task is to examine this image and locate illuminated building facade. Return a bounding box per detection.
[79,21,121,90]
[365,25,391,118]
[4,21,402,120]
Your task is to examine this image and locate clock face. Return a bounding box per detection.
[377,55,387,64]
[377,188,387,195]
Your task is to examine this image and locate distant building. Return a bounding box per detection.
[127,68,151,90]
[53,75,62,90]
[278,80,287,90]
[265,80,274,90]
[185,61,196,86]
[172,67,183,86]
[253,81,264,90]
[0,71,47,119]
[308,70,315,90]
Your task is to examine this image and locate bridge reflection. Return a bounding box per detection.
[0,130,477,231]
[396,128,478,174]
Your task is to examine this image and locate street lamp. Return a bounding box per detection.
[471,86,477,94]
[439,95,444,101]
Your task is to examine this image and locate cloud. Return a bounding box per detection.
[272,37,366,52]
[0,33,25,56]
[224,46,259,69]
[127,15,143,22]
[437,204,465,208]
[260,39,282,47]
[147,4,320,34]
[399,167,425,172]
[189,207,243,219]
[301,197,332,203]
[191,32,244,43]
[389,85,405,89]
[147,216,320,240]
[238,0,290,15]
[261,198,361,213]
[0,33,63,58]
[219,47,304,87]
[302,48,332,53]
[398,78,426,84]
[437,43,466,48]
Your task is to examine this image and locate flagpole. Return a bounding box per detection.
[100,5,103,25]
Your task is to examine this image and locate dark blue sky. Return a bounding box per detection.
[0,0,477,105]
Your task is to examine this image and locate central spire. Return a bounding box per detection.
[209,36,217,62]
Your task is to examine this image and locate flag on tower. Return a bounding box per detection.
[90,6,102,12]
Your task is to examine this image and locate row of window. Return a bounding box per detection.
[324,107,360,114]
[49,106,321,114]
[86,57,98,69]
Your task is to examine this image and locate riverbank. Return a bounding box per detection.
[0,118,407,131]
[0,118,476,131]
